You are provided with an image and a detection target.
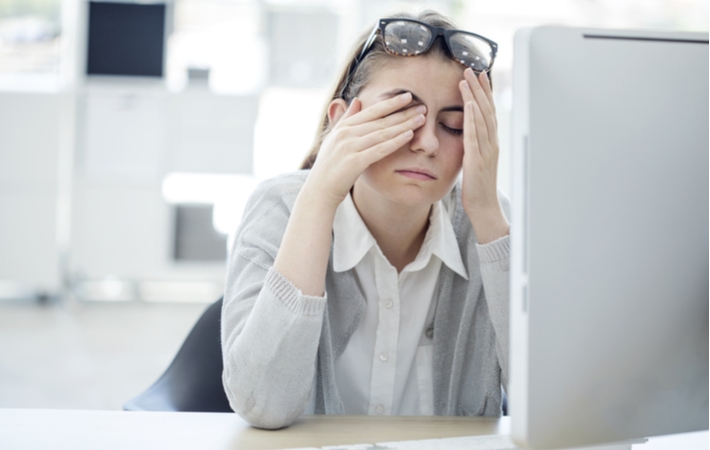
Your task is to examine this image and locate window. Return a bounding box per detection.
[0,0,61,89]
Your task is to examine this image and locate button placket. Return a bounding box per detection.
[368,258,400,415]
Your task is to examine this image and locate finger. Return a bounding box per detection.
[463,100,480,159]
[354,103,426,137]
[459,80,482,158]
[470,98,491,155]
[479,72,496,116]
[334,102,423,154]
[459,79,475,105]
[357,129,414,167]
[464,69,496,130]
[463,69,497,134]
[341,97,362,121]
[347,91,414,126]
[357,110,425,151]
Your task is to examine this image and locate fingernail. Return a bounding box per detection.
[399,92,412,101]
[415,105,427,114]
[415,114,425,124]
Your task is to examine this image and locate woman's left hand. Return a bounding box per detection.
[459,68,510,244]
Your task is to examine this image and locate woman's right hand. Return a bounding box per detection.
[273,92,425,296]
[305,92,427,208]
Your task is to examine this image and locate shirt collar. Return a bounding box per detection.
[332,193,469,280]
[333,193,377,273]
[404,200,469,279]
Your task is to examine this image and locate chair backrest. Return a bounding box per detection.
[124,297,232,412]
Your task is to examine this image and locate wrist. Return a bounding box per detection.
[299,177,345,216]
[274,179,339,298]
[466,204,510,245]
[302,171,351,212]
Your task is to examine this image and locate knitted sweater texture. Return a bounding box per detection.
[221,171,511,429]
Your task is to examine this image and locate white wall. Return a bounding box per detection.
[0,92,62,295]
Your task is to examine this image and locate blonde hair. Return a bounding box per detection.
[299,10,460,170]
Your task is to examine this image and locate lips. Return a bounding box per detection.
[396,168,437,181]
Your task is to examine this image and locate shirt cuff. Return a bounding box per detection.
[265,267,327,317]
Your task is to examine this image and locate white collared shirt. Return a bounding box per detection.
[332,193,468,416]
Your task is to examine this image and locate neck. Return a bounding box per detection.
[352,183,431,273]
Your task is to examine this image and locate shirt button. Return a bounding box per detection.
[379,351,389,362]
[375,404,385,414]
[384,299,394,309]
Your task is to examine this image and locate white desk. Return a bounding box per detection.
[0,409,706,450]
[0,410,508,450]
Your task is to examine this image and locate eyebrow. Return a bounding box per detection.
[380,89,464,113]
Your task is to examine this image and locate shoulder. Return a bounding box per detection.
[238,170,310,223]
[232,171,309,256]
[248,170,309,209]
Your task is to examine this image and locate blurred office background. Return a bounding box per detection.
[0,0,706,410]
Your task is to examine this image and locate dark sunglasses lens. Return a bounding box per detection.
[383,21,432,56]
[449,32,493,71]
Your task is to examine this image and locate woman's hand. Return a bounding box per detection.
[459,68,510,244]
[305,92,427,209]
[274,93,425,296]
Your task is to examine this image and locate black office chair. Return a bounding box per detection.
[123,297,233,412]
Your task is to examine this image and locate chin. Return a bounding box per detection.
[357,171,451,209]
[382,184,445,208]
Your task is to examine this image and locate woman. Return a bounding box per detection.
[221,10,510,429]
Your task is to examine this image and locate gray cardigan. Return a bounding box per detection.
[221,171,511,429]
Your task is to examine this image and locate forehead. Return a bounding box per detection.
[361,56,464,107]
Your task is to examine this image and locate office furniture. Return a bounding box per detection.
[1,409,706,450]
[72,87,255,299]
[0,409,510,449]
[124,297,231,412]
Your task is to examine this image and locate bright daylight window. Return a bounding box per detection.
[0,0,61,88]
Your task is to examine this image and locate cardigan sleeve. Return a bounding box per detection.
[474,191,511,390]
[220,175,326,429]
[475,235,510,390]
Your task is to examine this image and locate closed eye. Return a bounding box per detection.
[440,123,463,136]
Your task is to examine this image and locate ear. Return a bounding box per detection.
[327,98,350,127]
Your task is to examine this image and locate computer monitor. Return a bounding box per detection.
[509,26,708,449]
[86,1,167,77]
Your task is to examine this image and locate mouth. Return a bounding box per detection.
[395,168,437,181]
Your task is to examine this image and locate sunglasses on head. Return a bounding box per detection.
[353,18,498,75]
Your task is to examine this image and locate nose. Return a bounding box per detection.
[409,118,439,156]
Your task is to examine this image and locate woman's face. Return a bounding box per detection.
[353,55,465,209]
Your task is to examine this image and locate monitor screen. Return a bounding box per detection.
[510,26,709,449]
[86,1,166,77]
